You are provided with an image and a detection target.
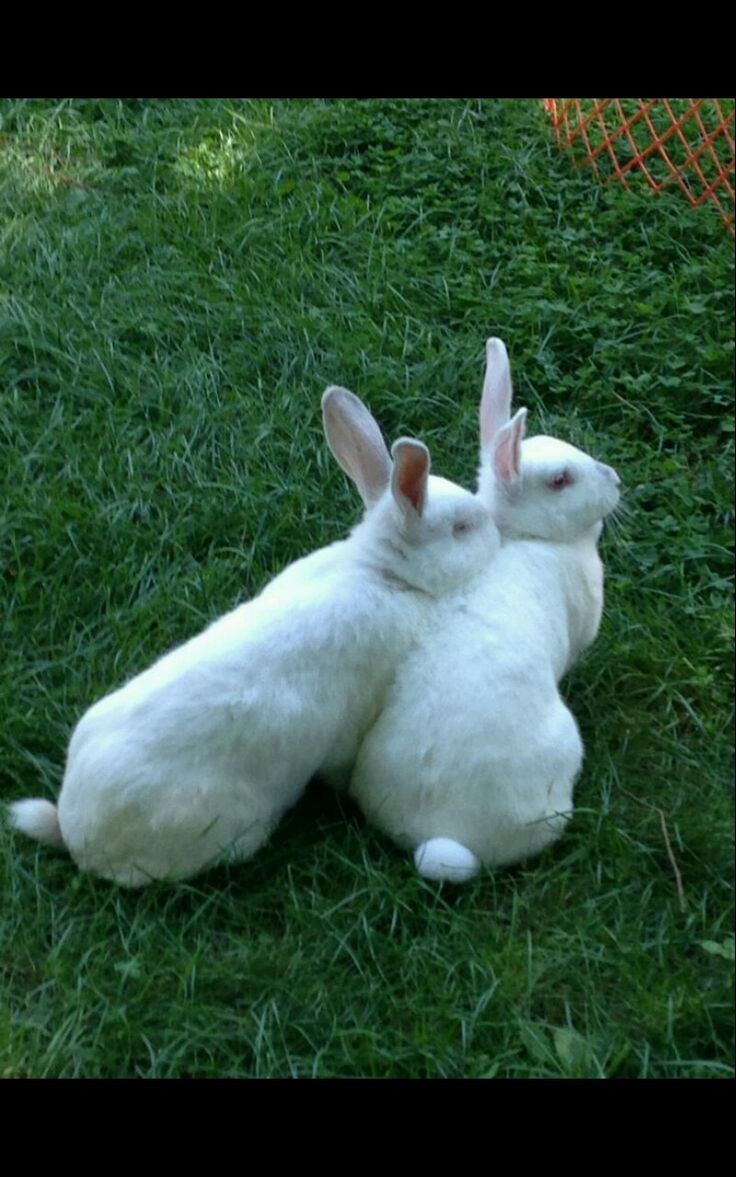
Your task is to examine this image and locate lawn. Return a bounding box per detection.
[1,97,733,1078]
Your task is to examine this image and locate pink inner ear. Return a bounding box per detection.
[493,431,516,483]
[396,447,428,513]
[493,411,525,484]
[512,423,523,474]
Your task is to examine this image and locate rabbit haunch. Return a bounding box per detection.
[9,386,499,887]
[349,338,621,881]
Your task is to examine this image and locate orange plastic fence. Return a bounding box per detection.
[542,99,735,235]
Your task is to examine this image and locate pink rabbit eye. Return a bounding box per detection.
[453,521,472,536]
[550,470,573,491]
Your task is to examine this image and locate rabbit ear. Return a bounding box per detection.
[480,337,513,451]
[322,387,393,507]
[493,407,527,487]
[390,438,430,518]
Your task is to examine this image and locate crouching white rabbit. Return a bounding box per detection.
[349,337,622,883]
[9,387,500,887]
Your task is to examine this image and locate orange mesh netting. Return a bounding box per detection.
[542,99,735,235]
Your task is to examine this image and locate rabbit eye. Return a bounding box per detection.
[550,470,572,491]
[453,521,472,536]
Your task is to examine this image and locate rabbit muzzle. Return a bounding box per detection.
[596,461,621,487]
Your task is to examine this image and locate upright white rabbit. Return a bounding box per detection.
[349,338,622,882]
[9,387,499,887]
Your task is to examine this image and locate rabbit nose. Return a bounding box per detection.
[597,461,620,487]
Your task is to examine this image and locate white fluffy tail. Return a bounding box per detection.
[414,837,480,883]
[8,799,66,850]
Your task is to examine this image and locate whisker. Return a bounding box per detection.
[602,503,632,547]
[609,498,632,529]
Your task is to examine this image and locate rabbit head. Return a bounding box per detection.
[322,386,499,596]
[476,337,621,541]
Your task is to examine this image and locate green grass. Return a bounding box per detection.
[1,97,733,1079]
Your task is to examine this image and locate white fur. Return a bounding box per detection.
[9,387,500,887]
[8,799,64,848]
[349,338,621,879]
[414,838,481,883]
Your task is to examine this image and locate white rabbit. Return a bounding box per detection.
[9,386,500,887]
[349,338,622,882]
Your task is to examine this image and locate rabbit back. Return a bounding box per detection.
[350,539,592,867]
[59,554,423,885]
